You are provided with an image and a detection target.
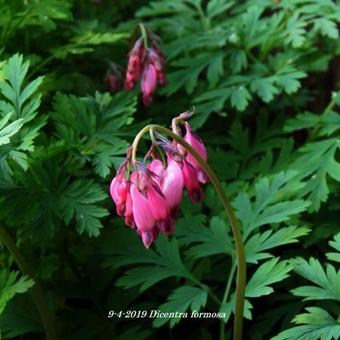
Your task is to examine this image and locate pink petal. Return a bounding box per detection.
[182,160,203,204]
[130,183,155,231]
[148,183,169,221]
[183,122,208,184]
[162,159,183,210]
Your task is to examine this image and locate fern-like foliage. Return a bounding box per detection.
[274,233,340,340]
[0,270,34,314]
[0,54,45,181]
[51,91,138,178]
[137,0,339,125]
[285,92,340,211]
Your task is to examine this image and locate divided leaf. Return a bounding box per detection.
[273,307,340,340]
[327,233,340,264]
[0,270,34,314]
[0,54,45,180]
[60,180,108,237]
[246,258,292,298]
[245,226,310,264]
[291,257,340,302]
[108,236,192,292]
[233,171,309,238]
[153,286,207,328]
[176,216,233,258]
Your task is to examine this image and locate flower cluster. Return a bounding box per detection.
[105,64,123,94]
[124,29,166,106]
[110,113,208,248]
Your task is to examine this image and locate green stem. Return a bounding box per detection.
[131,125,246,340]
[0,226,58,340]
[322,96,337,116]
[311,94,338,139]
[139,23,149,49]
[29,54,55,79]
[220,262,238,340]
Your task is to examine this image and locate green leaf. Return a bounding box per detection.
[291,257,340,302]
[314,18,339,39]
[275,68,306,94]
[176,216,233,258]
[153,286,207,327]
[230,86,251,111]
[0,270,34,314]
[284,13,307,48]
[292,138,340,211]
[273,307,340,340]
[0,54,45,179]
[285,111,340,136]
[164,53,225,95]
[250,78,279,103]
[51,91,137,177]
[207,53,225,87]
[109,236,191,292]
[220,298,254,322]
[0,113,23,146]
[206,0,233,19]
[0,54,43,120]
[233,171,309,238]
[52,32,128,59]
[246,258,292,298]
[60,180,108,237]
[327,233,340,263]
[245,226,310,264]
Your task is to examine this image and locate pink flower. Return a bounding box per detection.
[149,47,166,86]
[147,183,173,235]
[110,163,130,216]
[123,29,166,106]
[124,38,143,90]
[183,122,208,184]
[147,159,165,182]
[130,183,155,233]
[161,158,183,214]
[109,113,209,248]
[182,160,203,204]
[106,73,121,93]
[124,192,134,228]
[141,63,157,106]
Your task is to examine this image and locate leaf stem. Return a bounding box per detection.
[131,124,246,340]
[188,275,221,305]
[0,225,58,340]
[220,261,238,340]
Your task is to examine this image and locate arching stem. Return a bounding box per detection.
[131,124,246,340]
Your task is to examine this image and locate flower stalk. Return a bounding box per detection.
[131,124,246,340]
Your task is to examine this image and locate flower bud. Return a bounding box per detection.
[183,122,208,184]
[141,63,157,106]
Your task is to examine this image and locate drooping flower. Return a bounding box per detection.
[141,63,157,106]
[147,183,173,235]
[124,38,143,90]
[183,122,208,184]
[182,159,204,203]
[109,112,208,248]
[130,183,154,231]
[105,65,123,94]
[124,27,166,106]
[110,161,129,216]
[161,158,184,214]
